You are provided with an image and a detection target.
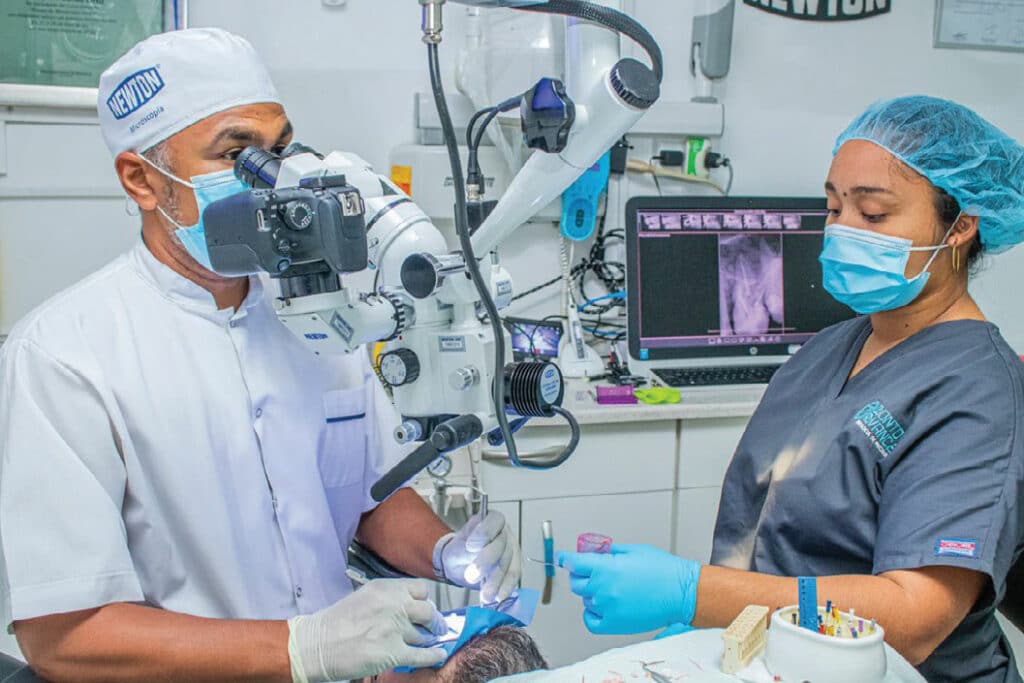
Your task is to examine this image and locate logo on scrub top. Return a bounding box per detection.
[106,67,165,120]
[853,400,905,458]
[936,538,978,559]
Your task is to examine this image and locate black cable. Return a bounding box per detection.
[467,98,520,195]
[512,218,625,309]
[466,107,495,149]
[428,43,518,463]
[471,97,520,152]
[511,274,565,302]
[473,107,505,152]
[428,42,571,471]
[649,156,664,196]
[465,107,494,191]
[515,0,664,83]
[537,406,579,469]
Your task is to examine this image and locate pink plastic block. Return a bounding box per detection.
[577,532,613,554]
[596,385,637,405]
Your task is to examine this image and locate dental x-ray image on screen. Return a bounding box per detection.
[718,233,784,336]
[626,197,856,362]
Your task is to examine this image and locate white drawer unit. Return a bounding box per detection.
[479,420,677,502]
[678,417,747,489]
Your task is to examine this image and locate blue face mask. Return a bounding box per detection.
[140,155,249,271]
[819,222,956,315]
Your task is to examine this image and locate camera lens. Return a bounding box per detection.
[235,146,281,189]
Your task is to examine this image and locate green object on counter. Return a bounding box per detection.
[634,387,681,405]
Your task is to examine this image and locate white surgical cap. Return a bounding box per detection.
[97,28,281,157]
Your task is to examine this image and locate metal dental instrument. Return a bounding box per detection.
[527,557,559,568]
[638,660,673,683]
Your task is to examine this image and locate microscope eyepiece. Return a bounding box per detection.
[234,146,282,189]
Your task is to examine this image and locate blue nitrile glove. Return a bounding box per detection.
[556,544,702,635]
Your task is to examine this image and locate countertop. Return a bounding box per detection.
[527,379,766,427]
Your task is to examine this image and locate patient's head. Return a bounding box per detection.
[372,626,548,683]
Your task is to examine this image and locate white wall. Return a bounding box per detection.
[3,2,1023,341]
[178,0,1024,348]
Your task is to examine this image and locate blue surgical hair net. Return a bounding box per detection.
[834,95,1024,254]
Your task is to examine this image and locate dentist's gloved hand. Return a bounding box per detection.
[287,579,447,683]
[435,511,522,603]
[557,544,702,635]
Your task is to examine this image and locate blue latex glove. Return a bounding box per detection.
[557,544,701,635]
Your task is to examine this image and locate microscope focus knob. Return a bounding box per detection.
[449,366,481,392]
[379,349,420,387]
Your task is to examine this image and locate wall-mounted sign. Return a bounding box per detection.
[935,0,1024,53]
[0,0,184,108]
[743,0,891,21]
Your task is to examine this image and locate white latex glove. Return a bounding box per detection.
[287,579,447,683]
[435,511,522,603]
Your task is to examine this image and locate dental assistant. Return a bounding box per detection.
[0,29,520,683]
[559,97,1024,683]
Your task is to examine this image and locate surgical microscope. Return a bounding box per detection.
[201,0,664,500]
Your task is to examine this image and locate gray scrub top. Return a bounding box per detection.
[711,317,1024,683]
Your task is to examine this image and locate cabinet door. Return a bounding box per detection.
[480,420,677,502]
[678,418,747,489]
[674,486,723,564]
[519,490,673,667]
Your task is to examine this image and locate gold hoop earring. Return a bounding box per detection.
[952,244,961,273]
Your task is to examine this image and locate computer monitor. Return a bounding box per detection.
[625,196,855,364]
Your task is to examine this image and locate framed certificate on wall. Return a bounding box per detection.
[0,0,186,108]
[935,0,1024,53]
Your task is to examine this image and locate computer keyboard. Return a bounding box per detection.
[653,364,780,387]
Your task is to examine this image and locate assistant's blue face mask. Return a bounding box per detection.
[819,221,957,315]
[140,155,249,271]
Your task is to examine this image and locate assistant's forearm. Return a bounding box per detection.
[695,567,941,664]
[356,487,451,579]
[17,603,290,683]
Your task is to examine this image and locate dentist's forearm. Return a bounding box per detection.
[15,603,291,683]
[356,487,452,578]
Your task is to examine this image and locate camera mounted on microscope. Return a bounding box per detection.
[202,145,370,297]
